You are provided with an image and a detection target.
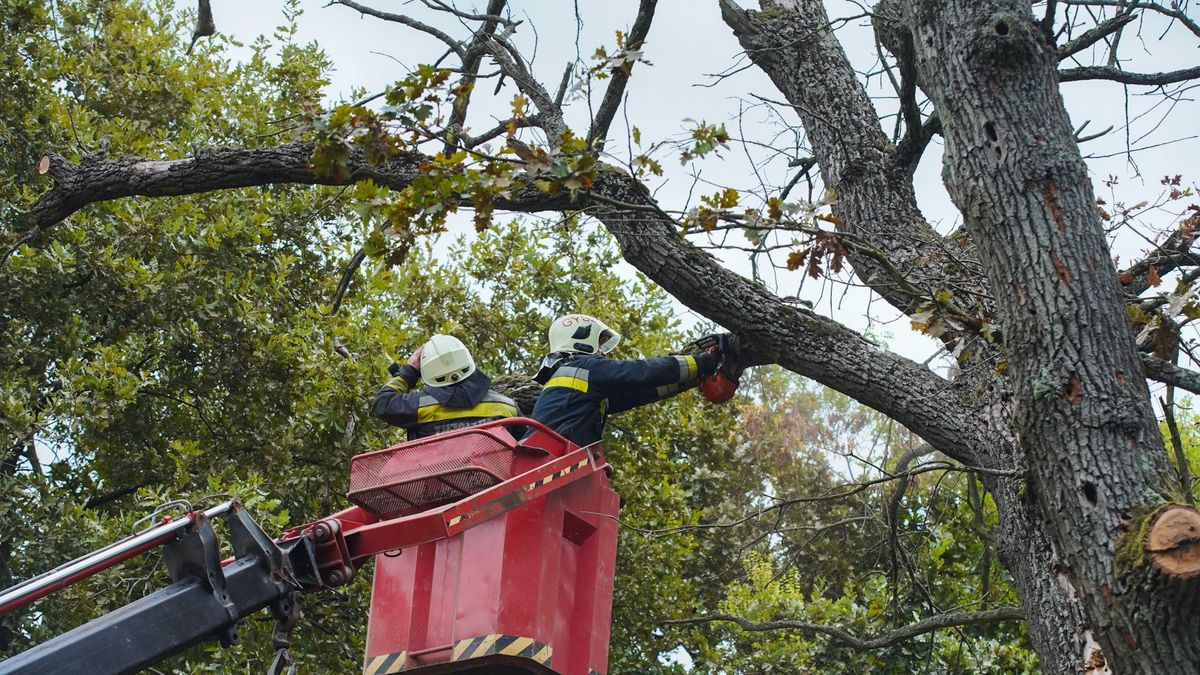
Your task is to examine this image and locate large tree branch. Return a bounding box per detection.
[1056,12,1137,61]
[25,145,416,231]
[665,606,1024,651]
[720,0,991,337]
[21,144,988,466]
[1142,353,1200,396]
[585,171,992,467]
[586,0,659,148]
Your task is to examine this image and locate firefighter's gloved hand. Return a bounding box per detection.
[695,348,720,377]
[407,345,425,370]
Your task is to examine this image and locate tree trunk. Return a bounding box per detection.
[905,1,1200,671]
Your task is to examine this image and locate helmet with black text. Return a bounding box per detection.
[420,334,477,387]
[547,314,622,356]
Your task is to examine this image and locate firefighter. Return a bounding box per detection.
[529,314,722,447]
[373,334,522,440]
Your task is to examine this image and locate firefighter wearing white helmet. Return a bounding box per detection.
[373,334,521,440]
[547,314,622,356]
[529,314,723,447]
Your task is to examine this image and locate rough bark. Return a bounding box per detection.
[904,1,1200,671]
[719,2,1091,671]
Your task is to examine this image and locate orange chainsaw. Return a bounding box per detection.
[686,333,743,404]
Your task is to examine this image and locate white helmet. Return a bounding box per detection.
[421,334,476,387]
[548,314,621,355]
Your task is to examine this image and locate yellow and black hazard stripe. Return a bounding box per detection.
[446,455,592,529]
[527,456,590,490]
[451,634,553,665]
[362,651,406,675]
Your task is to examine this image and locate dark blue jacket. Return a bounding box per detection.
[373,366,521,441]
[529,352,717,447]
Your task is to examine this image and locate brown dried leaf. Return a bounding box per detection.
[786,249,809,272]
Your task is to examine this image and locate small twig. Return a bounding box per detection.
[420,0,518,27]
[664,607,1025,651]
[331,0,467,60]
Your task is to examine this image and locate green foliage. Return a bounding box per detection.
[679,120,731,165]
[660,372,1039,674]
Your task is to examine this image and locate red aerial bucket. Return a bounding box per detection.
[348,420,621,675]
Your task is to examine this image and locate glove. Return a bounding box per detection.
[407,345,425,370]
[695,348,720,376]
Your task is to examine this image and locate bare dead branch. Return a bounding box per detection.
[1042,0,1058,34]
[664,606,1025,650]
[1060,0,1200,40]
[553,63,572,107]
[1056,12,1137,61]
[419,0,517,27]
[444,0,509,154]
[586,0,659,148]
[886,442,937,608]
[1073,119,1114,143]
[331,0,467,60]
[619,461,1016,538]
[1059,64,1200,85]
[461,114,541,148]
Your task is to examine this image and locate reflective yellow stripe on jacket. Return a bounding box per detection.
[545,365,590,393]
[414,394,520,424]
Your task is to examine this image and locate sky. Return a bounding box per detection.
[211,0,1200,371]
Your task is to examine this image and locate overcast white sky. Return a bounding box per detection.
[212,0,1200,368]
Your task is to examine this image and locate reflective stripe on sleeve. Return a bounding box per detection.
[674,355,698,381]
[555,366,590,382]
[384,376,413,392]
[546,375,589,393]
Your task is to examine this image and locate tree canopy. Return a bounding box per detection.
[3,0,1200,673]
